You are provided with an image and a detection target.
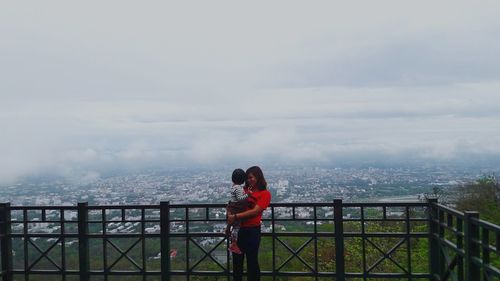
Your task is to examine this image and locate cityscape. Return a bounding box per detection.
[2,164,497,272]
[1,165,494,206]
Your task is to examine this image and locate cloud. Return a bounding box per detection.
[275,39,500,88]
[1,81,500,184]
[1,1,500,183]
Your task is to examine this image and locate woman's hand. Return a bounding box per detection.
[227,214,236,224]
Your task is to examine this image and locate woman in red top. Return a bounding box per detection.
[227,166,271,281]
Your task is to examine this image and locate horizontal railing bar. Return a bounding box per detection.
[88,205,160,209]
[262,271,336,277]
[169,231,428,237]
[12,269,174,276]
[13,270,162,275]
[267,217,428,220]
[471,217,500,232]
[11,219,160,224]
[343,218,428,222]
[87,220,160,223]
[434,235,466,257]
[266,218,427,222]
[90,270,162,275]
[165,218,430,222]
[464,236,498,253]
[11,270,432,278]
[168,233,231,237]
[168,270,431,278]
[10,206,78,210]
[10,202,428,209]
[13,270,80,274]
[11,220,78,223]
[344,232,428,238]
[267,232,336,237]
[258,203,336,207]
[10,234,80,238]
[172,270,334,277]
[345,272,432,278]
[435,221,465,237]
[434,203,465,218]
[9,233,161,238]
[88,233,161,238]
[343,202,427,207]
[482,243,497,253]
[470,237,482,246]
[10,231,430,238]
[10,205,161,210]
[239,231,421,236]
[471,257,500,277]
[169,204,228,208]
[80,217,432,222]
[0,270,409,278]
[171,270,336,276]
[18,271,169,274]
[168,219,227,222]
[8,218,430,224]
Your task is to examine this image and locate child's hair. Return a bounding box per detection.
[232,169,247,185]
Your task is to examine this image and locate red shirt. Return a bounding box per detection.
[240,188,272,227]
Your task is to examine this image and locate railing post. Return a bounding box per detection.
[78,202,89,281]
[464,211,480,281]
[160,201,171,281]
[427,198,440,281]
[334,199,345,281]
[0,203,13,281]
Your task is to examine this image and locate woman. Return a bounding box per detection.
[227,166,272,281]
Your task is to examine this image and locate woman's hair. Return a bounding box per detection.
[246,166,267,191]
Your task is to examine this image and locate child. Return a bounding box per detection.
[226,168,252,254]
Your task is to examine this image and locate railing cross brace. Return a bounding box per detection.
[189,237,227,272]
[366,238,408,274]
[276,237,315,273]
[106,238,143,271]
[27,238,62,271]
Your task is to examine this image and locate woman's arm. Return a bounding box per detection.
[227,204,263,224]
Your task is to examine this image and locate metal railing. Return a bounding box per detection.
[0,200,498,281]
[428,198,500,281]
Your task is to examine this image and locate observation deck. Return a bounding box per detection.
[0,199,499,281]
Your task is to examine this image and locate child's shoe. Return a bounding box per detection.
[229,240,242,254]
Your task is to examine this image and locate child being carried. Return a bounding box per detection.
[226,168,254,254]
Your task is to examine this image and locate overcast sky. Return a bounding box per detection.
[1,1,500,184]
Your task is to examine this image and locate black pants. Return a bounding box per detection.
[232,226,261,281]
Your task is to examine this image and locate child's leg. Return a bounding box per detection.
[231,225,240,241]
[229,225,242,254]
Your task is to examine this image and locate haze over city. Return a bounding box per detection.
[1,1,500,185]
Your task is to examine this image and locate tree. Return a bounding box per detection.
[454,175,500,224]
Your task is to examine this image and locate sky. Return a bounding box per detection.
[1,1,500,184]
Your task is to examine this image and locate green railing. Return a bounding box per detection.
[0,200,498,281]
[428,198,500,281]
